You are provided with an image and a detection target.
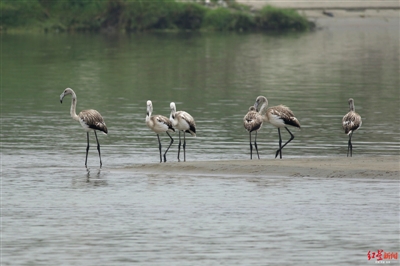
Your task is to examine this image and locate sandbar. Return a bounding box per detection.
[123,156,399,180]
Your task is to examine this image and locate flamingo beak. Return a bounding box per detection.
[60,93,65,103]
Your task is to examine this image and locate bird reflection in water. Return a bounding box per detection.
[83,168,108,187]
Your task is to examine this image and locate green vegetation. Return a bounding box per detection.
[1,0,45,27]
[115,0,207,31]
[0,0,313,33]
[256,5,310,31]
[203,8,255,31]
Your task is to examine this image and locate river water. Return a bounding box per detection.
[2,17,399,265]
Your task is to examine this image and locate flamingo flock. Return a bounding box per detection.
[59,88,362,166]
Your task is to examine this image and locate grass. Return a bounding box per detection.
[0,0,312,32]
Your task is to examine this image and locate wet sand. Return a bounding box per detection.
[124,156,399,180]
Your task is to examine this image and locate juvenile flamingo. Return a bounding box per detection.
[169,102,196,162]
[342,98,362,157]
[254,96,300,159]
[60,88,107,168]
[146,100,175,163]
[243,106,263,159]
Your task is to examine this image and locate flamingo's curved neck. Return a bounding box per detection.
[259,101,269,116]
[349,101,355,112]
[70,92,79,121]
[146,107,152,123]
[170,106,176,119]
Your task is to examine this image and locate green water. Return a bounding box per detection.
[2,18,399,166]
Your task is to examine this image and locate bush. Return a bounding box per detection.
[227,2,251,12]
[122,0,182,31]
[203,7,255,31]
[0,0,312,32]
[121,1,206,31]
[255,5,309,31]
[204,8,232,31]
[232,11,255,31]
[101,0,125,29]
[42,0,106,31]
[174,3,207,30]
[0,0,45,27]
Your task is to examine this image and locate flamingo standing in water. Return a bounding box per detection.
[342,98,362,157]
[243,106,263,159]
[60,88,108,167]
[169,102,196,162]
[146,100,175,163]
[254,96,300,159]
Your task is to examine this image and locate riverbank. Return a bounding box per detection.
[237,0,400,18]
[2,0,398,33]
[237,0,399,9]
[1,0,313,33]
[122,156,399,180]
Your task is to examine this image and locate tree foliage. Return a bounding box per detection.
[0,0,311,32]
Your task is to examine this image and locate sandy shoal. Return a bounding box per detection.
[122,156,399,180]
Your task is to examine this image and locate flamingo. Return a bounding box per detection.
[254,96,300,159]
[342,98,362,157]
[60,88,107,168]
[243,106,263,159]
[146,100,175,163]
[169,102,196,162]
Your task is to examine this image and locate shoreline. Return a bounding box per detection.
[297,9,399,19]
[3,1,399,34]
[120,156,400,180]
[236,0,400,18]
[235,0,400,9]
